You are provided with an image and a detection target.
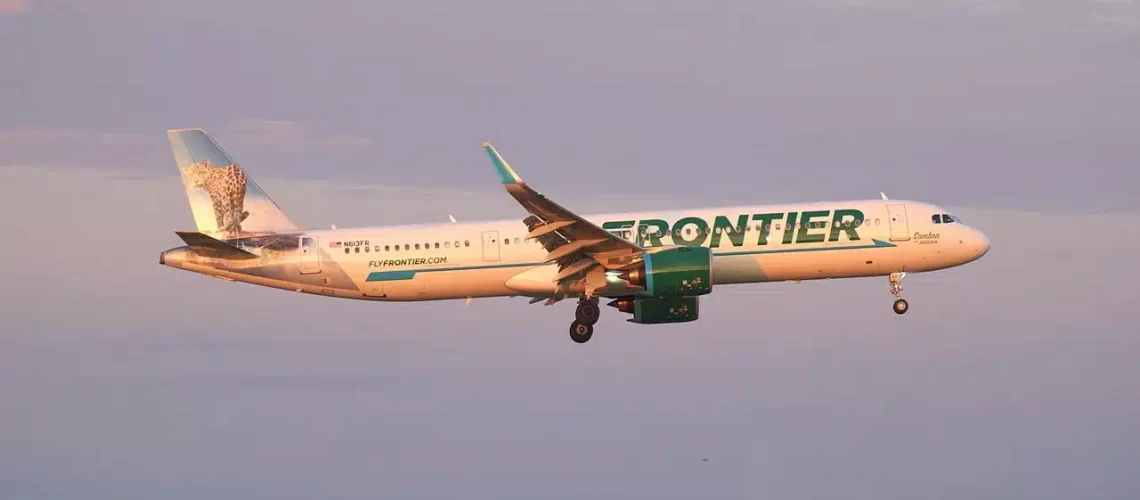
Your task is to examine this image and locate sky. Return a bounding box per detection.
[1,1,1139,499]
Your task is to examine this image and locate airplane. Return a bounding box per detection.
[159,129,990,344]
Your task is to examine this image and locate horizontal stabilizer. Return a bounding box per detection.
[175,231,260,260]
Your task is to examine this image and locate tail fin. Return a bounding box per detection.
[167,128,299,239]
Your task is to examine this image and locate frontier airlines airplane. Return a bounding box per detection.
[159,129,990,343]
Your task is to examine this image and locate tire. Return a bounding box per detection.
[893,298,909,315]
[569,320,594,343]
[575,300,601,325]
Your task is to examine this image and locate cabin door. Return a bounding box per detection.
[886,204,911,242]
[481,231,501,262]
[299,236,321,274]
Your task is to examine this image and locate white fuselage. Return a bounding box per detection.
[161,199,990,301]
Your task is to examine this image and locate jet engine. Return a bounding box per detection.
[618,246,713,297]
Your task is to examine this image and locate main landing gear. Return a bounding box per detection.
[569,298,601,344]
[889,272,909,315]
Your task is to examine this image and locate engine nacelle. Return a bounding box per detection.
[607,296,700,324]
[619,246,712,297]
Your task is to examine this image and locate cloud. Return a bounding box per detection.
[316,134,373,148]
[0,0,26,15]
[0,121,369,157]
[965,0,1020,17]
[225,119,372,149]
[0,126,157,149]
[225,119,308,146]
[1089,13,1140,31]
[97,132,158,146]
[0,127,82,148]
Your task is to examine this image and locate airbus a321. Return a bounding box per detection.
[159,129,990,343]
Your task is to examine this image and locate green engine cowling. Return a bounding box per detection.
[608,296,700,324]
[620,246,713,297]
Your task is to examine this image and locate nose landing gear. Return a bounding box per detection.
[889,272,909,315]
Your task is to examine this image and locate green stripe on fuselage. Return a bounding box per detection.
[716,239,895,257]
[362,240,895,281]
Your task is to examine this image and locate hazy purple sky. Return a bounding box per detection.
[2,1,1139,499]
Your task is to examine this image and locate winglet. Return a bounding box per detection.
[483,142,525,186]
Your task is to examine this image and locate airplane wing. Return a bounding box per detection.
[483,143,645,296]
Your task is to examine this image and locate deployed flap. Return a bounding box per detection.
[482,142,644,294]
[175,231,260,260]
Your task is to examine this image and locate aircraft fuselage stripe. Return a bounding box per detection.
[363,239,896,281]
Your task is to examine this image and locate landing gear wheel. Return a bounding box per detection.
[575,299,601,326]
[893,298,909,315]
[569,321,594,343]
[888,272,908,315]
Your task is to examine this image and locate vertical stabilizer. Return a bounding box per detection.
[167,129,299,239]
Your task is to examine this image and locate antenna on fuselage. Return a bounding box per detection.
[880,192,889,201]
[331,224,337,230]
[448,214,458,223]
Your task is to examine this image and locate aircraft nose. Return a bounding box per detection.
[973,229,990,258]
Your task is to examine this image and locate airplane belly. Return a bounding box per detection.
[504,265,560,295]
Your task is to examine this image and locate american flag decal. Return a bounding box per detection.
[329,241,341,248]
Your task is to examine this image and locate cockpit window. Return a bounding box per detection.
[941,213,961,224]
[932,214,942,224]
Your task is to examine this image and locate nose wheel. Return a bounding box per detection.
[893,298,909,314]
[889,272,909,315]
[569,298,601,343]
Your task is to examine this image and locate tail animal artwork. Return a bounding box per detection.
[167,128,299,239]
[181,161,249,234]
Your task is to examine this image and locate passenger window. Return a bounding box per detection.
[464,241,470,247]
[874,219,880,225]
[385,245,390,251]
[364,246,370,252]
[445,242,450,248]
[344,248,350,254]
[354,247,360,253]
[504,238,510,245]
[455,240,460,248]
[404,244,410,250]
[415,243,420,250]
[435,242,440,249]
[514,238,520,244]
